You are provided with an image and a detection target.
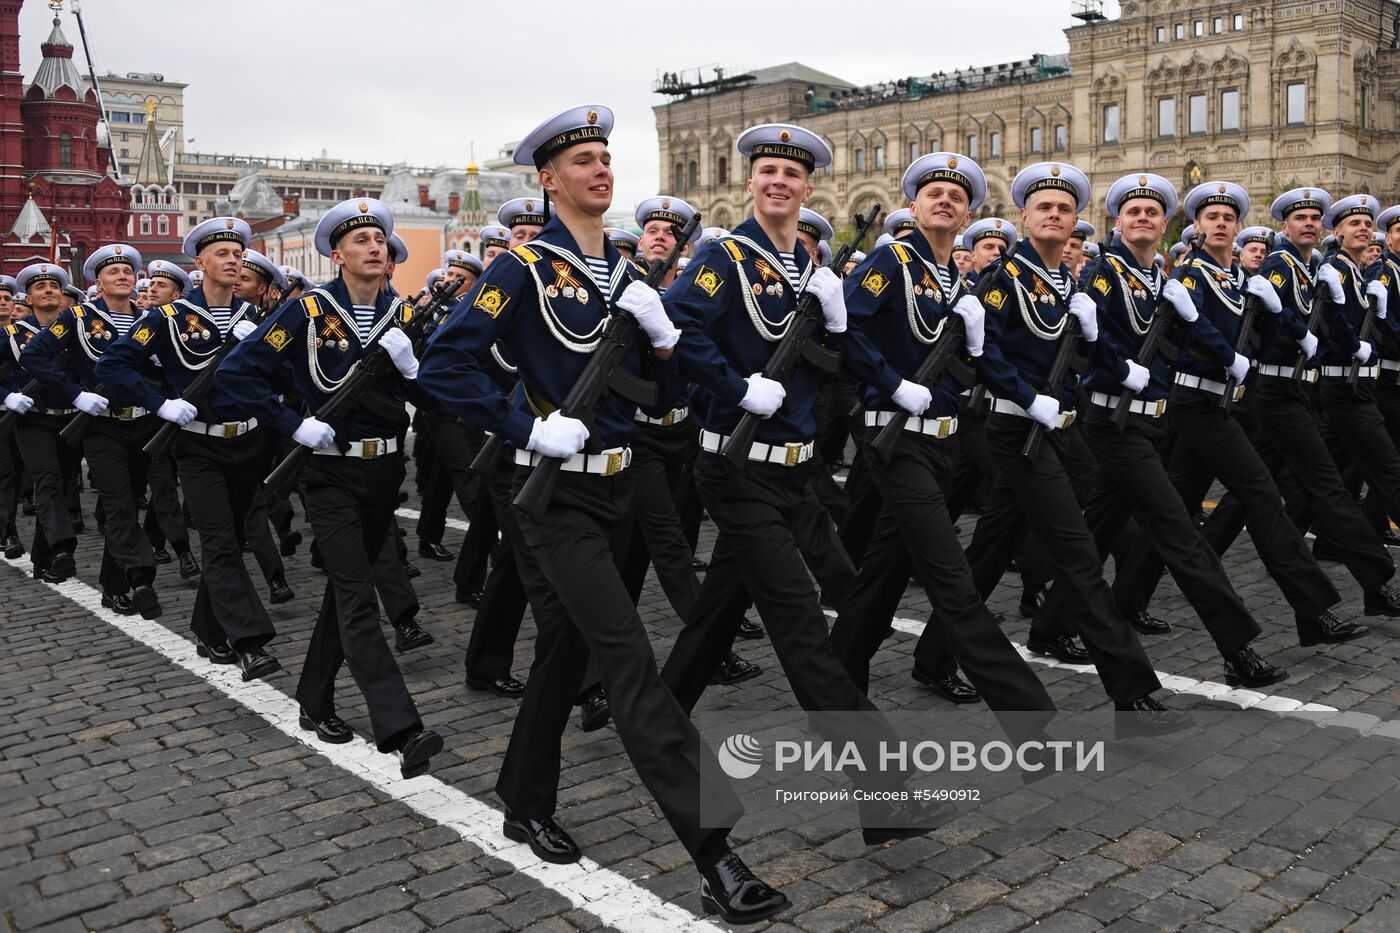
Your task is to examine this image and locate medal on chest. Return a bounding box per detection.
[87,317,112,342]
[317,314,351,351]
[180,313,211,343]
[545,260,590,305]
[751,258,785,297]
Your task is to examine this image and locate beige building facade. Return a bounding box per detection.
[655,0,1400,240]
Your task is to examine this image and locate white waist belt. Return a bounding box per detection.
[699,429,814,466]
[988,397,1077,429]
[1256,364,1317,383]
[863,409,959,438]
[102,406,148,420]
[513,446,631,475]
[311,437,399,459]
[1174,372,1247,401]
[40,407,76,417]
[181,417,259,438]
[1381,360,1400,373]
[1319,364,1378,379]
[634,406,689,427]
[1088,391,1167,419]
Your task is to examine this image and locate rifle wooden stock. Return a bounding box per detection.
[0,377,42,435]
[263,277,466,498]
[510,214,701,522]
[721,203,880,468]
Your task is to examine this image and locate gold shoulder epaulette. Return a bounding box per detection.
[890,242,914,264]
[301,295,322,318]
[512,245,541,264]
[160,303,178,318]
[721,239,745,262]
[71,305,84,318]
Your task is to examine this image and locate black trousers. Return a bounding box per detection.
[374,514,418,628]
[828,426,1055,710]
[620,421,702,618]
[497,466,738,861]
[1037,405,1261,657]
[0,433,20,539]
[141,451,188,550]
[177,429,277,650]
[1201,377,1393,596]
[1113,386,1339,627]
[964,414,1161,706]
[416,411,481,547]
[453,475,497,597]
[1318,378,1400,545]
[84,417,158,592]
[464,447,528,683]
[14,414,77,572]
[296,454,421,753]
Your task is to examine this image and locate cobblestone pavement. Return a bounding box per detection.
[3,443,1400,932]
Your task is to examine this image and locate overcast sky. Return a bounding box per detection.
[19,0,1118,210]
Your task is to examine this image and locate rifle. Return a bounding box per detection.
[1289,266,1332,381]
[511,214,701,522]
[1220,260,1260,412]
[1110,234,1204,431]
[0,377,41,436]
[867,250,1007,463]
[59,382,109,446]
[263,275,466,498]
[721,204,880,467]
[1347,262,1378,389]
[141,306,269,457]
[1021,239,1111,462]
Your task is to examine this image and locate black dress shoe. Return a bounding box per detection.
[131,584,162,620]
[1364,582,1400,617]
[579,686,610,732]
[502,812,581,864]
[1223,646,1287,688]
[101,591,135,615]
[268,575,295,605]
[43,551,76,583]
[298,708,353,744]
[1026,633,1090,663]
[417,541,454,562]
[466,674,526,698]
[911,667,981,704]
[735,618,764,640]
[396,728,443,779]
[860,796,958,845]
[3,535,23,559]
[151,547,172,564]
[394,619,434,652]
[70,510,85,533]
[279,530,302,557]
[195,637,237,664]
[710,652,762,686]
[402,560,421,580]
[1129,609,1170,635]
[236,647,281,682]
[20,495,34,516]
[699,851,789,924]
[177,550,200,580]
[455,587,483,608]
[1115,695,1192,738]
[1019,588,1046,618]
[1298,609,1369,646]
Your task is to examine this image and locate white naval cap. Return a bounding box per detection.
[425,268,445,291]
[695,226,729,252]
[1322,234,1338,250]
[1105,173,1179,219]
[1012,162,1091,212]
[1375,230,1388,243]
[1169,242,1189,261]
[242,249,288,289]
[189,269,205,286]
[135,278,150,292]
[798,208,834,242]
[963,217,1017,248]
[883,208,917,237]
[849,250,868,264]
[314,198,393,257]
[513,104,613,168]
[952,236,968,253]
[479,224,512,249]
[874,233,896,250]
[279,266,310,289]
[498,197,549,229]
[606,228,639,252]
[443,249,483,274]
[147,259,192,293]
[183,216,251,258]
[1082,241,1101,258]
[900,151,987,211]
[17,262,71,293]
[388,233,409,264]
[0,275,16,294]
[1180,224,1197,246]
[1069,220,1096,242]
[1155,252,1167,267]
[736,122,832,172]
[64,284,85,303]
[1377,205,1400,231]
[635,196,702,242]
[1324,194,1377,229]
[82,243,142,282]
[1271,186,1332,221]
[1183,181,1250,221]
[817,241,832,266]
[1235,226,1274,249]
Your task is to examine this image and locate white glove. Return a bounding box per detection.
[1227,353,1250,383]
[1355,341,1374,365]
[1246,276,1283,314]
[73,391,108,417]
[231,320,257,340]
[740,373,785,417]
[952,295,985,357]
[1299,331,1319,360]
[891,379,932,416]
[1025,395,1061,430]
[3,392,33,414]
[617,280,681,350]
[1163,279,1198,322]
[806,267,847,334]
[1121,359,1150,393]
[1067,292,1099,342]
[1367,280,1389,319]
[156,398,197,426]
[292,416,336,451]
[525,410,589,459]
[377,327,419,380]
[1318,264,1345,303]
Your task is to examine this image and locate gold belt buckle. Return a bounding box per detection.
[936,418,952,439]
[1061,411,1077,429]
[362,439,380,459]
[604,450,624,476]
[223,422,238,438]
[1154,399,1167,418]
[660,410,675,427]
[784,442,803,467]
[1232,385,1246,402]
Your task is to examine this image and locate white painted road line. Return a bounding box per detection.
[1,555,721,933]
[395,507,470,534]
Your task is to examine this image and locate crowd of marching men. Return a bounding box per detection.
[4,101,1400,923]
